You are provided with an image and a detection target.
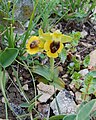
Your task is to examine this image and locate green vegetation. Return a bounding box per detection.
[0,0,96,120]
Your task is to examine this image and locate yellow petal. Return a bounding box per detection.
[39,28,43,37]
[44,40,52,51]
[26,36,42,55]
[57,43,64,53]
[61,34,72,43]
[28,36,39,43]
[26,47,39,54]
[52,30,62,41]
[38,40,44,48]
[47,51,58,58]
[39,28,52,41]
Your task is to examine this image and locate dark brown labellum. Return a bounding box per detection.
[50,41,60,53]
[30,40,39,48]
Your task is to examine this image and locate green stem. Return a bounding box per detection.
[83,84,90,101]
[5,98,8,120]
[1,69,21,120]
[22,61,37,106]
[12,67,33,120]
[50,57,54,79]
[15,60,35,120]
[54,86,61,114]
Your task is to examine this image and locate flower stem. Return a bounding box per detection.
[50,57,54,80]
[1,69,21,120]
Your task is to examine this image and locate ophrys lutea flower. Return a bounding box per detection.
[26,36,44,54]
[44,39,63,58]
[44,30,72,58]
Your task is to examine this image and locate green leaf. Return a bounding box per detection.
[0,69,6,90]
[32,65,52,82]
[20,103,29,108]
[84,74,93,86]
[0,48,19,68]
[34,117,46,120]
[71,72,81,81]
[36,76,49,84]
[76,99,96,120]
[87,71,96,78]
[84,116,90,120]
[59,49,67,63]
[77,101,87,113]
[6,25,14,48]
[86,71,96,88]
[71,32,81,46]
[72,32,81,40]
[50,77,65,90]
[28,102,35,112]
[71,39,79,46]
[32,65,65,90]
[83,55,90,67]
[72,57,80,71]
[63,114,76,120]
[49,115,65,120]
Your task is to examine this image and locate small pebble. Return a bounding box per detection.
[2,97,5,103]
[23,84,29,91]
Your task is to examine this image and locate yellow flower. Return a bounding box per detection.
[43,30,65,58]
[39,28,52,41]
[39,29,72,58]
[44,39,63,58]
[26,36,44,54]
[52,30,63,41]
[52,30,72,43]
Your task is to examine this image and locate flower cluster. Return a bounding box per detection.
[26,29,72,58]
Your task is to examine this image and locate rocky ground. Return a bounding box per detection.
[0,18,96,120]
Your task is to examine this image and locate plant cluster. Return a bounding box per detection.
[0,0,96,120]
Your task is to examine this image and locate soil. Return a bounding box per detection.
[0,19,96,120]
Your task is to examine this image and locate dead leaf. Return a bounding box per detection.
[62,74,68,78]
[88,50,96,68]
[80,42,92,48]
[37,82,57,103]
[57,66,63,72]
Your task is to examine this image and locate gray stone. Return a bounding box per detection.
[79,69,89,77]
[14,0,33,22]
[50,90,77,115]
[81,30,88,38]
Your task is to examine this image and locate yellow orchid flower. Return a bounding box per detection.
[26,36,44,55]
[39,28,52,41]
[52,30,72,43]
[44,39,63,58]
[39,29,72,58]
[44,31,64,58]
